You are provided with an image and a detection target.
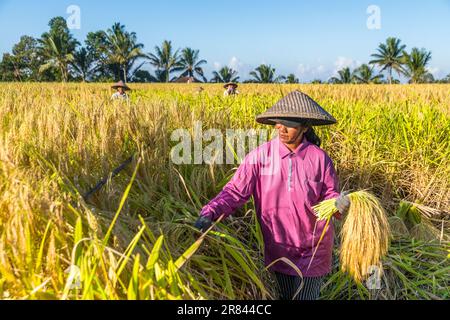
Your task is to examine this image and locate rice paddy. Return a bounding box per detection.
[0,83,449,300]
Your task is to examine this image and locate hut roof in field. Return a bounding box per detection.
[173,76,201,83]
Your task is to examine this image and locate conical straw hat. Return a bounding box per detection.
[111,80,131,91]
[256,90,336,126]
[224,82,238,89]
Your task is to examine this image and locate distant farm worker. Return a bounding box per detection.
[111,80,131,100]
[194,91,350,300]
[223,82,239,96]
[195,86,205,94]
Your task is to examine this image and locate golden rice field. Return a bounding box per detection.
[0,83,449,300]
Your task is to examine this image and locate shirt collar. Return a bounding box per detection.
[278,135,311,159]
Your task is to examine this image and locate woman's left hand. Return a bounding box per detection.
[335,191,351,215]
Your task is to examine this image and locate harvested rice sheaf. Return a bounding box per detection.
[313,191,391,283]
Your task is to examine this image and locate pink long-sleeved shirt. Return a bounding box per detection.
[200,135,341,277]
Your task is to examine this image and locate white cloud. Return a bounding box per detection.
[333,56,362,74]
[228,56,243,71]
[296,63,330,82]
[294,58,363,82]
[297,64,326,76]
[427,66,443,78]
[297,64,310,75]
[227,56,252,79]
[213,62,222,71]
[316,65,326,73]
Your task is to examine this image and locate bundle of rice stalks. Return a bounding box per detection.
[313,190,391,283]
[321,239,450,300]
[396,200,422,227]
[387,215,410,239]
[394,200,447,242]
[401,200,445,219]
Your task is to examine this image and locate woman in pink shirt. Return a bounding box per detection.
[195,91,350,300]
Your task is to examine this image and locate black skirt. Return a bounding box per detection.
[274,272,324,300]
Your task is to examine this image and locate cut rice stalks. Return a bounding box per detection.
[312,190,392,283]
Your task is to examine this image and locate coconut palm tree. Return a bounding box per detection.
[146,40,181,82]
[249,64,283,83]
[423,73,435,83]
[329,67,354,84]
[210,66,240,83]
[284,74,300,84]
[174,48,207,82]
[149,69,169,83]
[369,37,406,84]
[39,35,76,82]
[352,64,384,84]
[129,70,153,83]
[442,74,450,83]
[102,23,145,82]
[402,48,433,83]
[70,47,97,81]
[38,17,79,82]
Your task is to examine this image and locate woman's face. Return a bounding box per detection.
[275,123,308,145]
[118,87,124,94]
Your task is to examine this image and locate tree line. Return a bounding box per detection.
[1,17,449,84]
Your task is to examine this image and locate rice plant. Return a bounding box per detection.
[0,83,448,300]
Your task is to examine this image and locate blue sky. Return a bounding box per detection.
[1,0,449,81]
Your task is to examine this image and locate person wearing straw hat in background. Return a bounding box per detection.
[111,80,131,100]
[195,90,350,300]
[223,82,239,96]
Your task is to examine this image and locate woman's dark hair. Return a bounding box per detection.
[304,127,321,147]
[274,117,322,147]
[294,119,321,147]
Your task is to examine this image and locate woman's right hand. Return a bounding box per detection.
[194,216,212,232]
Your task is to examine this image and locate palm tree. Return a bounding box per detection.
[330,67,354,84]
[352,64,383,84]
[369,37,406,84]
[102,23,145,82]
[249,64,283,83]
[442,74,450,83]
[402,48,433,83]
[38,17,79,82]
[149,69,169,83]
[175,48,207,82]
[422,73,435,83]
[210,66,239,83]
[70,47,97,81]
[284,73,299,84]
[130,70,153,83]
[146,40,181,82]
[39,35,76,82]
